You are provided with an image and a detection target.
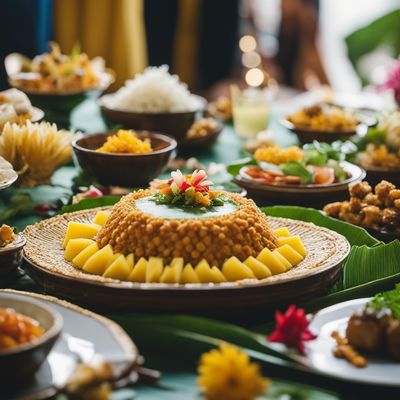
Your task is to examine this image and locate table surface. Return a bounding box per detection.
[3,98,369,399]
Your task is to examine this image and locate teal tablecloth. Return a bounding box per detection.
[4,100,343,400]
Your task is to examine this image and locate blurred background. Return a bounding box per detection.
[1,0,400,97]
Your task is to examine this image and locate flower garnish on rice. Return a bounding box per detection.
[197,342,269,400]
[268,304,317,355]
[150,169,225,208]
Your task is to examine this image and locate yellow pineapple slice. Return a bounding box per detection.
[273,250,292,270]
[160,266,175,283]
[195,260,215,283]
[72,243,99,269]
[146,257,163,283]
[243,256,272,279]
[64,238,95,261]
[277,236,307,257]
[222,256,256,281]
[210,267,227,283]
[62,222,101,248]
[170,257,184,283]
[256,248,286,275]
[93,210,110,227]
[126,253,135,270]
[129,257,147,282]
[276,244,303,266]
[83,244,114,275]
[180,263,201,284]
[103,254,130,280]
[273,227,291,237]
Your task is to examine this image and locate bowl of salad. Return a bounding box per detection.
[229,142,366,206]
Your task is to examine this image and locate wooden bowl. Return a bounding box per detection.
[23,208,350,317]
[0,292,63,381]
[73,131,177,187]
[235,162,366,207]
[0,234,26,287]
[98,94,206,142]
[178,122,223,153]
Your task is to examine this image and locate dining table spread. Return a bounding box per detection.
[2,93,400,400]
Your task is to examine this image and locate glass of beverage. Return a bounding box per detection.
[231,86,271,138]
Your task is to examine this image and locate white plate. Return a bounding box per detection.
[304,298,400,387]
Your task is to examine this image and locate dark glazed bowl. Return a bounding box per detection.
[0,292,63,381]
[0,234,26,287]
[73,131,177,187]
[98,94,206,142]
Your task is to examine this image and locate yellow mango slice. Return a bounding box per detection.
[126,253,135,270]
[103,254,130,280]
[160,266,175,283]
[276,244,303,266]
[129,257,147,282]
[243,256,272,279]
[210,267,227,283]
[195,260,214,283]
[83,244,114,275]
[146,257,163,283]
[273,250,292,270]
[63,222,101,248]
[273,227,291,237]
[170,258,184,283]
[277,236,307,257]
[93,210,110,227]
[64,238,95,262]
[256,248,286,275]
[72,243,99,269]
[222,256,256,281]
[181,264,201,284]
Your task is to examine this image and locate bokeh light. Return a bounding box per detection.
[239,35,257,52]
[242,51,261,68]
[245,68,264,87]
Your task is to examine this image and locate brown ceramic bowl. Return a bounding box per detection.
[0,292,63,381]
[359,164,400,187]
[73,131,177,187]
[0,234,26,287]
[98,94,206,142]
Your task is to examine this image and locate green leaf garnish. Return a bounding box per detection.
[367,285,400,319]
[280,161,313,184]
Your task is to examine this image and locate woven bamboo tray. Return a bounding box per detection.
[23,207,350,315]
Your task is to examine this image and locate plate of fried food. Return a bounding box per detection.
[23,169,350,316]
[324,179,400,242]
[230,142,365,206]
[282,103,376,144]
[302,287,400,387]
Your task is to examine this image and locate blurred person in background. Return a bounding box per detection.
[0,0,328,95]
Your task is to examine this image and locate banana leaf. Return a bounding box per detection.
[59,195,120,213]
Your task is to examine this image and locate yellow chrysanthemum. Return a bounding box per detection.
[197,343,269,400]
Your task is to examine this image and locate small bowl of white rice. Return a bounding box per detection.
[99,65,206,141]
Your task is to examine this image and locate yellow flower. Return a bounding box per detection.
[197,342,269,400]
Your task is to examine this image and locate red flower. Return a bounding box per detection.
[268,304,317,355]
